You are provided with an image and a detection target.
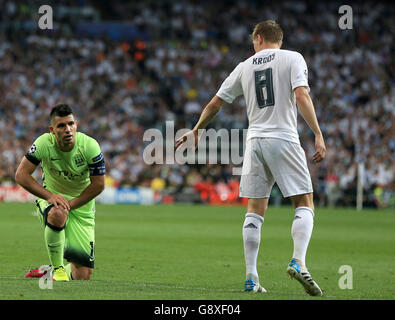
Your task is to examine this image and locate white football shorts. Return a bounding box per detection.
[239,137,313,198]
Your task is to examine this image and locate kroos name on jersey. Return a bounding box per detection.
[252,53,275,65]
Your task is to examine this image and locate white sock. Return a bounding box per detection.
[243,212,264,282]
[291,206,314,268]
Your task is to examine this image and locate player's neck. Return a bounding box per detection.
[255,42,281,53]
[57,140,75,152]
[256,45,280,53]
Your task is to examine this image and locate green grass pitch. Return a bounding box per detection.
[0,202,394,300]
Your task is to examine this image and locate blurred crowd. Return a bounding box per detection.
[0,0,394,208]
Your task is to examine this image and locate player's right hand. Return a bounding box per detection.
[175,129,199,151]
[47,194,70,211]
[312,134,326,163]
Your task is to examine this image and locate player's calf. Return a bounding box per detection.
[71,264,93,280]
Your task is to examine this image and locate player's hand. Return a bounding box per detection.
[47,194,70,211]
[175,129,199,151]
[312,134,326,163]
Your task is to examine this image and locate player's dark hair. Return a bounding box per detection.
[50,104,73,121]
[252,20,283,44]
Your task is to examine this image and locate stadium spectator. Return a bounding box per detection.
[0,0,393,208]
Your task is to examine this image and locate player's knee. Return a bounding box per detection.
[291,193,314,211]
[249,207,267,216]
[47,207,68,227]
[247,199,268,216]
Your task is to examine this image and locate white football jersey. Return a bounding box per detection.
[216,48,309,144]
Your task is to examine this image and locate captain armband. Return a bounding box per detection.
[89,159,106,176]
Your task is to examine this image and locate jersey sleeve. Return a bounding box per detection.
[86,138,106,176]
[25,135,47,165]
[290,52,310,92]
[216,62,244,103]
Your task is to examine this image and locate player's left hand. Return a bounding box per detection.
[312,134,326,163]
[175,130,199,151]
[48,193,70,211]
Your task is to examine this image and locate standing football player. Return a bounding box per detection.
[15,104,106,281]
[176,20,326,296]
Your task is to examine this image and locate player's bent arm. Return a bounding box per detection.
[295,86,322,137]
[295,86,326,163]
[176,96,225,149]
[68,175,105,211]
[15,157,53,201]
[193,95,225,131]
[15,157,71,210]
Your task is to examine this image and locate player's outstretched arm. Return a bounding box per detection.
[68,175,105,211]
[294,86,326,163]
[176,95,225,150]
[193,95,226,131]
[15,157,70,210]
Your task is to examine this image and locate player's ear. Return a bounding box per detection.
[49,125,54,134]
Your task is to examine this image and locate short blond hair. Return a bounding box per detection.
[252,20,283,44]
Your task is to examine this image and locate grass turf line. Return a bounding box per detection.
[0,202,394,300]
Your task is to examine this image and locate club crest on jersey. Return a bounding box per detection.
[74,154,85,167]
[28,144,37,154]
[92,152,103,163]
